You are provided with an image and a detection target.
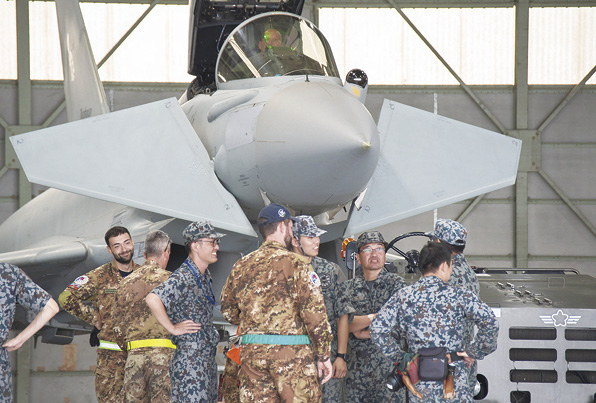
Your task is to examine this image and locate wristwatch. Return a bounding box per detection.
[336,353,347,360]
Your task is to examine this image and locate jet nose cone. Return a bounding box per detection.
[255,81,380,213]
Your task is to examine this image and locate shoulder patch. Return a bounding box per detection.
[68,275,89,290]
[309,271,321,288]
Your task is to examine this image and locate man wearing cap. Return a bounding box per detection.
[145,221,223,403]
[428,219,480,395]
[371,241,498,402]
[59,226,141,403]
[338,231,406,403]
[291,215,348,403]
[221,203,333,402]
[111,230,174,402]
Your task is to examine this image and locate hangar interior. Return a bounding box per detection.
[0,0,595,401]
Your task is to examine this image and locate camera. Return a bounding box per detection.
[385,363,406,392]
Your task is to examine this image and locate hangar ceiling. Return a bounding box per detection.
[1,0,595,274]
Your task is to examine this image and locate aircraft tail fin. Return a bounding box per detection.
[344,99,522,236]
[55,0,109,121]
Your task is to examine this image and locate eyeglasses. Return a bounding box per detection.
[360,247,385,254]
[196,239,220,246]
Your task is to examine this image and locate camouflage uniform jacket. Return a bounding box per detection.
[449,253,480,296]
[59,260,141,342]
[221,241,332,361]
[111,260,171,349]
[151,258,220,348]
[370,275,498,372]
[311,256,346,336]
[339,269,406,345]
[0,264,51,343]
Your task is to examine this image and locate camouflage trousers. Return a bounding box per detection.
[407,361,472,403]
[96,348,127,403]
[321,355,345,403]
[170,342,218,403]
[240,344,322,403]
[222,356,241,403]
[345,348,404,403]
[0,349,13,403]
[123,347,174,403]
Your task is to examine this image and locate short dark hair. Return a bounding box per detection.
[258,218,287,239]
[104,226,130,246]
[419,241,452,275]
[144,230,171,258]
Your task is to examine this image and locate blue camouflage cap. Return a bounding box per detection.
[257,203,298,226]
[293,215,326,238]
[183,221,226,245]
[356,231,387,251]
[427,219,467,246]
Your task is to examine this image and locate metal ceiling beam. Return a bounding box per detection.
[42,0,162,126]
[386,0,509,134]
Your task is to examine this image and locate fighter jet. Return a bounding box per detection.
[0,0,521,342]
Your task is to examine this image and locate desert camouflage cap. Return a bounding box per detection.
[293,215,326,238]
[427,219,467,246]
[183,221,226,245]
[356,231,387,251]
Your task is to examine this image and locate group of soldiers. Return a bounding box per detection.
[0,202,499,403]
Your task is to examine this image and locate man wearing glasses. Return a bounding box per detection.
[146,221,224,403]
[338,231,406,402]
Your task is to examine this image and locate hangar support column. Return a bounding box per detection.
[513,0,530,267]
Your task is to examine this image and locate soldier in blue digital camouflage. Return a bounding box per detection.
[145,221,223,403]
[221,203,333,403]
[291,215,348,403]
[112,230,174,403]
[370,241,498,402]
[338,231,406,403]
[59,226,141,403]
[0,264,60,403]
[427,218,480,395]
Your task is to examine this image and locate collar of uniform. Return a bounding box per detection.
[143,259,159,267]
[110,260,140,274]
[451,253,466,264]
[260,240,289,250]
[419,275,444,286]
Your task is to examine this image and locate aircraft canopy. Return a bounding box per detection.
[216,12,340,83]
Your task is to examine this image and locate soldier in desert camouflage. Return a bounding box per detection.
[59,226,141,403]
[221,203,333,403]
[111,230,174,403]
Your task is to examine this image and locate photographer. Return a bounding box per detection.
[370,242,498,402]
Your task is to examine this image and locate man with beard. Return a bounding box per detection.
[59,226,140,403]
[221,203,333,402]
[146,221,223,403]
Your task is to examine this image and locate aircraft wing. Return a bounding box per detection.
[10,98,257,237]
[344,99,522,236]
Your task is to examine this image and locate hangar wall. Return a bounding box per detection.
[2,81,594,276]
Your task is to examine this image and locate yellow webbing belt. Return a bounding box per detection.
[127,339,176,350]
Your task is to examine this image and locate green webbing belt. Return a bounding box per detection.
[242,334,311,345]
